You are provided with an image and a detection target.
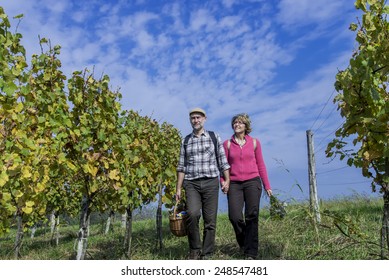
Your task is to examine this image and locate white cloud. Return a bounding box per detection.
[190,8,217,31]
[219,15,242,29]
[276,0,350,28]
[222,0,236,9]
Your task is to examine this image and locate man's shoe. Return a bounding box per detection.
[188,250,201,260]
[200,254,212,260]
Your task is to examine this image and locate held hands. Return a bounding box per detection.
[221,179,230,194]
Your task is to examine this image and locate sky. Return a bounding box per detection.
[0,0,381,208]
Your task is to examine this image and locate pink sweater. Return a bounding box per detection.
[223,134,272,191]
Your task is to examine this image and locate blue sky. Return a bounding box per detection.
[1,0,379,206]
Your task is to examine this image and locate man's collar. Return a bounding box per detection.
[192,129,207,137]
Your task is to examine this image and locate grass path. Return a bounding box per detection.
[0,195,384,260]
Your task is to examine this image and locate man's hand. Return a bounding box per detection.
[175,172,185,201]
[221,179,230,194]
[221,169,230,194]
[175,188,182,201]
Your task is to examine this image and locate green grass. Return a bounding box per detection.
[0,195,385,260]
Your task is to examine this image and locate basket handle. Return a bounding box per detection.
[173,200,180,216]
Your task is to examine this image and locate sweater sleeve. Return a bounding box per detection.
[254,138,272,191]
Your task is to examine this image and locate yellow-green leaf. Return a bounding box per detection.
[35,182,45,192]
[15,102,24,113]
[14,190,23,198]
[83,163,98,177]
[58,153,66,163]
[25,201,35,207]
[0,172,9,187]
[66,161,77,171]
[22,206,33,214]
[21,166,32,179]
[2,193,11,201]
[108,169,120,181]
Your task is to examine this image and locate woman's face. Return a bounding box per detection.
[233,118,246,134]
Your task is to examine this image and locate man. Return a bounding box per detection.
[176,107,230,260]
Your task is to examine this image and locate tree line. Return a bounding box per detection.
[0,7,181,260]
[326,0,388,258]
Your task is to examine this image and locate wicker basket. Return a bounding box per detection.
[169,202,187,237]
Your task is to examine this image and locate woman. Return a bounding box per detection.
[223,113,272,260]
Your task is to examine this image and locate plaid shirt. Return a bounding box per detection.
[177,130,230,180]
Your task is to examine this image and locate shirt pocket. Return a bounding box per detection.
[203,143,213,158]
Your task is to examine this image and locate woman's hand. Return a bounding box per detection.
[221,179,230,194]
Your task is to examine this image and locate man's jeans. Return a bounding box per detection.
[184,177,219,257]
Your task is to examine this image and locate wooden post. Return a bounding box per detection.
[105,210,115,235]
[124,207,133,258]
[14,213,23,259]
[156,184,163,250]
[121,212,127,228]
[306,130,321,223]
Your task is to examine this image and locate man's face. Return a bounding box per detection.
[190,113,206,131]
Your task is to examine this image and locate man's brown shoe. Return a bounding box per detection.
[188,250,201,260]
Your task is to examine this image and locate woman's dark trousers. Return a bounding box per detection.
[227,177,262,258]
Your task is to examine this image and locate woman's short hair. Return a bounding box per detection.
[231,113,252,134]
